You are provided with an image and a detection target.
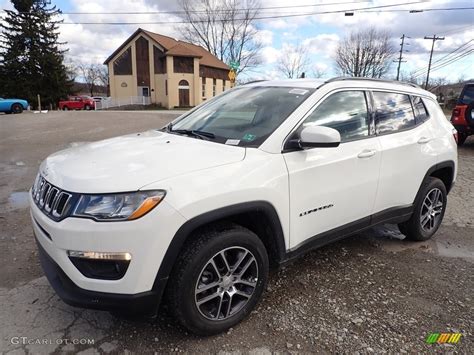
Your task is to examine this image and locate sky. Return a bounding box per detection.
[1,0,473,83]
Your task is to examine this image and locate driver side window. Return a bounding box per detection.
[302,91,369,142]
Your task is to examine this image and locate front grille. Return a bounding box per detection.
[32,174,73,221]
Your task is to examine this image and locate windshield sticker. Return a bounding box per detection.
[242,133,256,142]
[289,89,309,95]
[225,139,240,145]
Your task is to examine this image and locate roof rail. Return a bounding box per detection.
[242,80,268,85]
[325,77,421,89]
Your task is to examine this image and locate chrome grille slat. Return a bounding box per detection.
[32,175,73,221]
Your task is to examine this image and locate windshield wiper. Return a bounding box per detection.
[169,128,215,140]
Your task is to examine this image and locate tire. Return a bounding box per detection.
[84,105,91,111]
[62,106,69,111]
[457,133,468,146]
[465,101,474,126]
[11,103,23,114]
[166,223,269,335]
[398,177,447,241]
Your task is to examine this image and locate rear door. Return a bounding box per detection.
[371,91,437,214]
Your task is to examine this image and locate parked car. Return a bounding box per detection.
[451,82,474,146]
[59,96,95,111]
[92,96,109,102]
[0,97,28,114]
[30,78,457,335]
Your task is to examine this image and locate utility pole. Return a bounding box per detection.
[424,35,445,89]
[395,34,408,81]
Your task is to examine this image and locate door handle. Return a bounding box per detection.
[357,149,376,158]
[418,137,431,144]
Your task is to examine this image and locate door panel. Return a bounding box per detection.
[371,92,437,213]
[284,139,381,249]
[374,123,436,212]
[284,90,381,249]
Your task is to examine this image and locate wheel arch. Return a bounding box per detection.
[426,160,455,194]
[152,201,286,292]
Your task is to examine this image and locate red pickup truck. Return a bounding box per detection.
[59,96,95,111]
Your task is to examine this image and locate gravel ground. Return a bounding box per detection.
[0,111,472,353]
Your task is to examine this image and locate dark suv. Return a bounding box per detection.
[451,83,474,146]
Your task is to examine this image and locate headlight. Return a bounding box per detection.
[72,190,165,221]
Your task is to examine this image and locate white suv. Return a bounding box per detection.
[30,78,457,335]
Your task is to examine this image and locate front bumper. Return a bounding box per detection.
[36,238,164,314]
[30,189,187,312]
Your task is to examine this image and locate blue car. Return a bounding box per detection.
[0,97,29,114]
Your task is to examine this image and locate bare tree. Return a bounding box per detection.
[312,68,326,79]
[276,43,309,79]
[334,28,395,78]
[76,63,108,96]
[76,62,99,96]
[179,0,262,74]
[96,65,109,88]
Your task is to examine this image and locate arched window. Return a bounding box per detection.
[178,80,189,87]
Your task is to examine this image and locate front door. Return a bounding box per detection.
[178,80,190,107]
[284,90,381,249]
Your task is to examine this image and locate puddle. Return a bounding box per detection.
[8,192,30,210]
[375,224,474,262]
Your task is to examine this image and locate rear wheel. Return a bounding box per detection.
[398,177,447,241]
[167,224,269,335]
[62,106,69,111]
[11,103,23,114]
[84,105,91,111]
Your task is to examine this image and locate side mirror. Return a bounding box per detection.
[286,125,341,150]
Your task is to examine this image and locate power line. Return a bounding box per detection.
[410,40,473,76]
[47,5,472,25]
[4,1,373,15]
[414,48,473,79]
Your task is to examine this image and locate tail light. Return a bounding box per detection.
[451,108,461,122]
[452,128,459,144]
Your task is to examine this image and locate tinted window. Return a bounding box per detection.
[373,92,415,134]
[460,85,474,104]
[302,91,369,142]
[412,96,429,123]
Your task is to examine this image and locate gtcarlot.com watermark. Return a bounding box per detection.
[10,336,94,346]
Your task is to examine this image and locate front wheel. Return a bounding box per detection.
[11,103,23,114]
[167,224,269,335]
[398,177,447,241]
[62,106,69,111]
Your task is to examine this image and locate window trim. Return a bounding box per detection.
[369,90,430,137]
[282,88,376,153]
[410,95,430,125]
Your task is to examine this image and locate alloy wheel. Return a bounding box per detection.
[420,187,444,232]
[195,247,258,321]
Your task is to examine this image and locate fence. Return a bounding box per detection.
[95,96,151,110]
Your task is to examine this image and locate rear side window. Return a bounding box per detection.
[373,91,415,135]
[460,85,474,104]
[412,96,429,123]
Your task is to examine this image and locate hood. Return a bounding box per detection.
[41,130,245,193]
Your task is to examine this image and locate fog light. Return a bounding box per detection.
[67,251,132,261]
[68,251,131,280]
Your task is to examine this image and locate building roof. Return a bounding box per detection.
[104,28,229,70]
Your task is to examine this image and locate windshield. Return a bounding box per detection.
[169,86,315,147]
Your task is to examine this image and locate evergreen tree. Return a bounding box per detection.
[0,0,72,108]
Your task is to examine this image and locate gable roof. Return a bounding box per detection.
[104,28,229,71]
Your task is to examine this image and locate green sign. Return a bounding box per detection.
[229,61,240,70]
